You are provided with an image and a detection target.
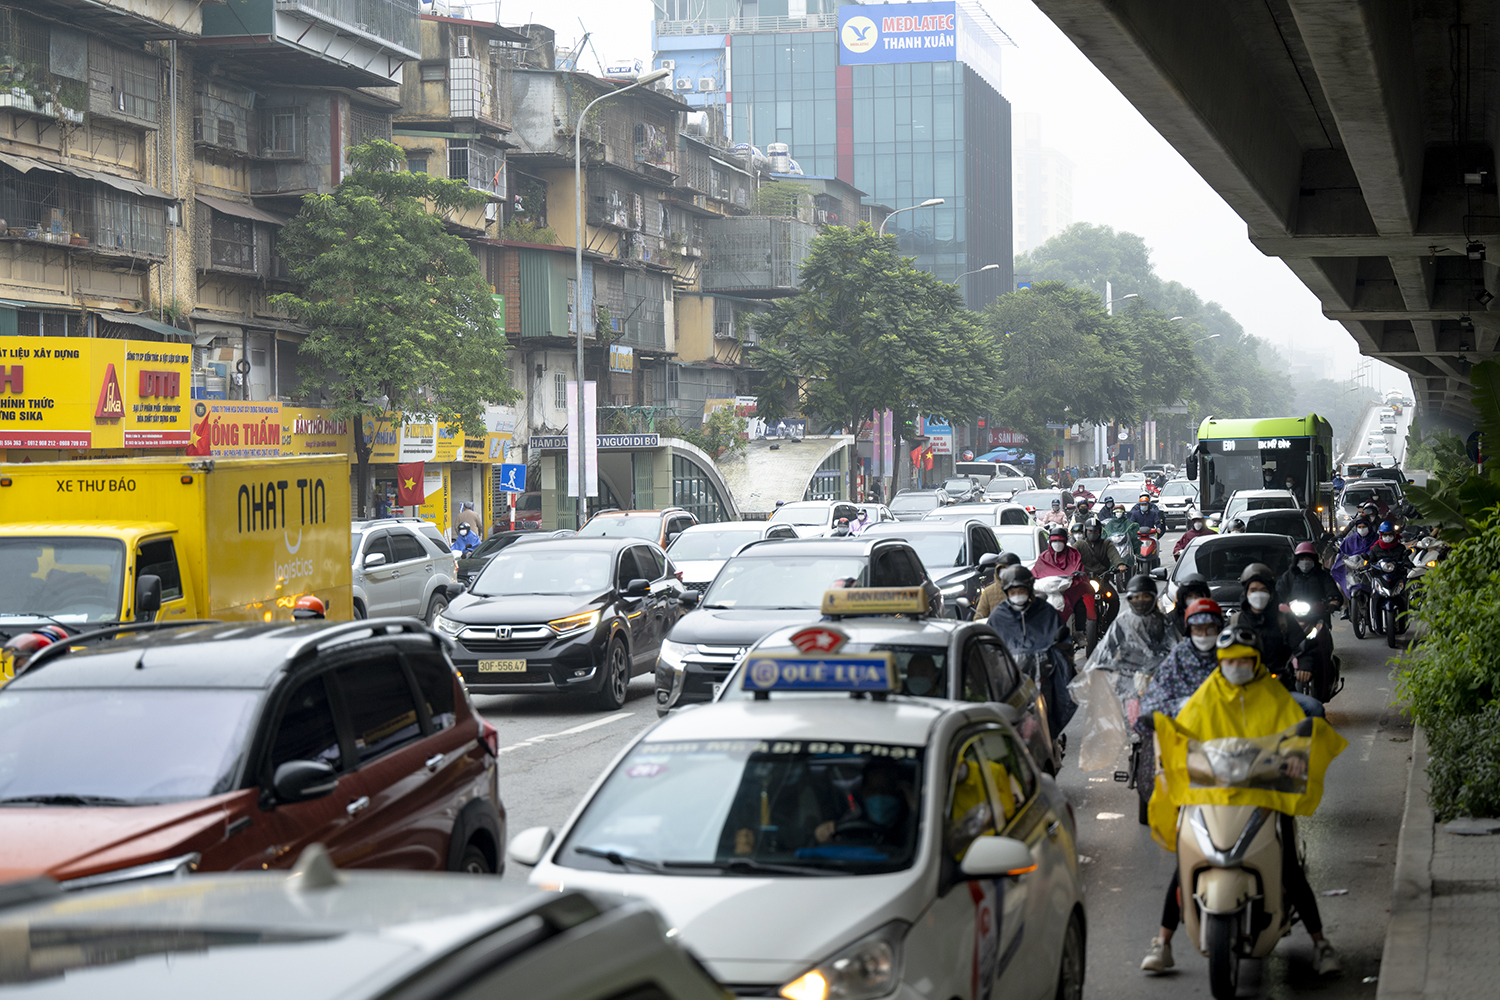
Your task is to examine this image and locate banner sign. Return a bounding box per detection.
[534,433,660,450]
[839,1,956,65]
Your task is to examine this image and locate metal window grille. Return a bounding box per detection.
[672,454,727,524]
[209,213,255,272]
[0,165,163,257]
[0,9,88,122]
[449,56,481,118]
[348,106,391,146]
[258,106,308,160]
[712,297,736,340]
[448,138,502,194]
[13,309,74,337]
[553,371,566,410]
[448,140,468,183]
[805,452,845,502]
[194,81,255,154]
[87,39,159,126]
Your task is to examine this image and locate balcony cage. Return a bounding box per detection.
[0,166,165,256]
[195,211,274,277]
[194,81,256,155]
[276,0,421,57]
[0,9,88,124]
[448,139,503,195]
[87,38,159,127]
[348,105,392,146]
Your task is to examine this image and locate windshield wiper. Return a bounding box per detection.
[572,846,669,873]
[662,858,838,877]
[698,603,733,610]
[0,794,134,807]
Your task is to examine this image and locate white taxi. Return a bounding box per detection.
[508,597,1087,1000]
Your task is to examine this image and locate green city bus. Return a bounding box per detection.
[1188,415,1335,514]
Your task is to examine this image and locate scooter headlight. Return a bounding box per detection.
[1288,600,1311,617]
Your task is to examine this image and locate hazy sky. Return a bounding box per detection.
[471,0,1409,395]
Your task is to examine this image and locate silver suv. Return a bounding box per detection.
[351,518,459,622]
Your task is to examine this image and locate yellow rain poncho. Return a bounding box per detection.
[1147,666,1348,851]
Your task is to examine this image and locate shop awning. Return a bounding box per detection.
[95,310,192,341]
[0,150,171,200]
[195,194,289,226]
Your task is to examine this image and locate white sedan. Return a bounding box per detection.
[510,657,1086,1000]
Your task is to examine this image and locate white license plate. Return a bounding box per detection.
[477,659,527,673]
[712,682,723,699]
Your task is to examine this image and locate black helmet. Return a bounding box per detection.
[999,565,1035,592]
[996,552,1022,567]
[1125,574,1155,597]
[1083,516,1103,531]
[1238,562,1276,589]
[1175,572,1210,600]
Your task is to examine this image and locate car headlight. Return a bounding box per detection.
[548,609,602,637]
[432,614,465,637]
[940,582,967,597]
[657,639,692,671]
[781,921,907,1000]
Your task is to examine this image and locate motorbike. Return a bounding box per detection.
[1341,555,1374,640]
[1176,723,1317,999]
[1366,552,1411,649]
[1108,529,1136,575]
[1137,526,1162,573]
[1407,537,1448,612]
[1284,600,1343,703]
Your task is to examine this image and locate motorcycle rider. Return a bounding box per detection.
[450,521,480,555]
[1103,503,1141,572]
[1069,498,1096,530]
[1077,517,1128,581]
[987,565,1076,738]
[1232,563,1324,718]
[1040,498,1069,528]
[1166,573,1212,637]
[1034,525,1091,634]
[1332,516,1376,617]
[1128,492,1165,534]
[1371,520,1409,562]
[1140,627,1343,977]
[1223,517,1247,534]
[1172,513,1215,557]
[1087,574,1175,680]
[973,551,1023,619]
[1276,542,1342,694]
[1133,597,1226,811]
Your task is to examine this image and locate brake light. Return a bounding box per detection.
[480,719,499,757]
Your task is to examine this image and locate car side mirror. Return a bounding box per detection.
[272,760,338,803]
[1150,567,1167,580]
[134,574,162,621]
[1207,514,1222,527]
[363,551,387,569]
[960,835,1036,878]
[678,590,700,608]
[445,582,468,600]
[625,577,651,597]
[506,826,556,867]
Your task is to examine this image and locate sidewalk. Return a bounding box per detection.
[1378,730,1500,999]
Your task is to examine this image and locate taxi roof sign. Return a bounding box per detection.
[741,653,896,694]
[820,587,929,616]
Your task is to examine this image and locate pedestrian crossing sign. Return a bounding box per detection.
[498,463,526,493]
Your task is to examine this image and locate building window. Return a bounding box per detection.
[420,63,446,82]
[349,106,392,146]
[258,107,307,160]
[407,156,428,174]
[14,310,75,337]
[193,81,254,155]
[553,371,566,411]
[672,454,728,524]
[88,39,158,125]
[209,213,255,272]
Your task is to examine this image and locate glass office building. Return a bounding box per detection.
[654,1,1013,307]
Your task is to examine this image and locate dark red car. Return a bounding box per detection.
[0,620,504,888]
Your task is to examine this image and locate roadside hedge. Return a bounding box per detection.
[1395,506,1500,821]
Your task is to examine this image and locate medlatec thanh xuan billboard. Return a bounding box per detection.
[838,2,956,66]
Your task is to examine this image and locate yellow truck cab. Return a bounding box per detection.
[0,456,352,644]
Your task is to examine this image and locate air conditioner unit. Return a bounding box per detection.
[659,59,675,71]
[675,78,694,91]
[456,35,471,57]
[698,78,717,92]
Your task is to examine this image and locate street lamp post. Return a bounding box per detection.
[878,197,944,237]
[956,263,1000,281]
[573,68,670,529]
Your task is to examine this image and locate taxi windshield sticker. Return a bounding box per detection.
[636,739,922,759]
[742,653,896,692]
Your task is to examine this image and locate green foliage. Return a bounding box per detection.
[750,223,1000,493]
[683,406,748,461]
[1426,703,1500,822]
[500,218,559,244]
[272,139,518,511]
[1403,359,1500,540]
[754,182,813,218]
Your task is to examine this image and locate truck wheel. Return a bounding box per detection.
[425,592,449,625]
[593,637,630,710]
[1206,913,1239,1000]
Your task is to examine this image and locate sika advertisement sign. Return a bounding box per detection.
[0,336,191,449]
[839,2,957,65]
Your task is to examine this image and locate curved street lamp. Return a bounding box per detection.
[878,197,945,237]
[957,263,1000,280]
[573,67,671,528]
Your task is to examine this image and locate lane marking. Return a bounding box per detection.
[1096,812,1124,820]
[495,712,635,755]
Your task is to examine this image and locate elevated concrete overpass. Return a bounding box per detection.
[1035,0,1496,426]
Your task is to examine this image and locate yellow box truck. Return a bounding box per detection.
[0,456,352,638]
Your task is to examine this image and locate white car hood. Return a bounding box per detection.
[533,866,924,983]
[674,559,725,584]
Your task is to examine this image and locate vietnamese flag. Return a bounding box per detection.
[397,462,426,506]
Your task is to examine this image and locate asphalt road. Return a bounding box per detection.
[474,528,1416,998]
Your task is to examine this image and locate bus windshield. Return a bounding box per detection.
[1199,438,1312,512]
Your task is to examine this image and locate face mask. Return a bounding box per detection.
[1191,522,1204,532]
[1381,534,1396,545]
[1221,663,1256,686]
[1191,634,1217,652]
[865,794,900,826]
[1298,559,1315,573]
[1087,532,1101,542]
[1050,541,1066,553]
[1246,591,1271,611]
[1007,593,1030,607]
[1128,598,1153,616]
[1357,526,1370,537]
[905,674,933,696]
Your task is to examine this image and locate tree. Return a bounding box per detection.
[750,224,1001,497]
[981,282,1137,453]
[274,140,518,514]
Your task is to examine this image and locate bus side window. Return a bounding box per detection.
[137,539,183,601]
